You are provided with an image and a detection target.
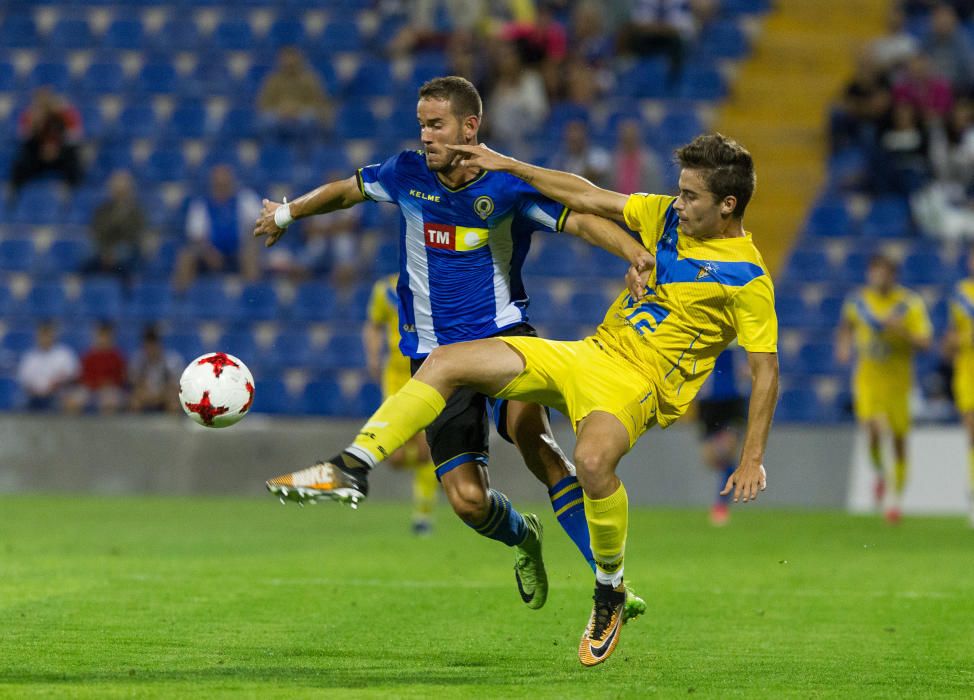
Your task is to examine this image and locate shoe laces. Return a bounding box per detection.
[590,589,623,639]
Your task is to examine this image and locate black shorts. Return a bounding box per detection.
[410,323,537,480]
[697,397,747,438]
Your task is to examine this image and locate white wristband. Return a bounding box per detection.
[274,197,293,229]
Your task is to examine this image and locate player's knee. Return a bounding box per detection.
[574,449,615,492]
[444,480,489,523]
[419,346,464,383]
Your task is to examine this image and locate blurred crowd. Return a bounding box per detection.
[830,1,974,237]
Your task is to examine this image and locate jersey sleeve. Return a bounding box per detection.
[729,275,778,353]
[905,294,933,342]
[840,293,860,326]
[356,152,404,203]
[513,180,570,233]
[622,194,677,249]
[366,280,390,325]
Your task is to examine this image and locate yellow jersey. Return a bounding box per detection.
[593,194,778,428]
[841,284,931,386]
[367,273,411,379]
[950,279,974,411]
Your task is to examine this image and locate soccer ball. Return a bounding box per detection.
[179,352,255,428]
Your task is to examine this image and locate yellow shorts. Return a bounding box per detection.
[954,358,974,414]
[382,360,412,399]
[853,370,910,435]
[496,336,658,447]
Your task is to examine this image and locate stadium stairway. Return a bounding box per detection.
[715,0,887,274]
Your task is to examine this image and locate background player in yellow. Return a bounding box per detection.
[943,252,974,527]
[364,273,438,535]
[837,254,932,523]
[267,134,779,666]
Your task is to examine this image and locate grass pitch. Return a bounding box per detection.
[1,496,972,698]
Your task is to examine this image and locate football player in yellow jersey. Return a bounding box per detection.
[364,273,438,535]
[836,254,932,523]
[267,133,778,666]
[943,253,974,527]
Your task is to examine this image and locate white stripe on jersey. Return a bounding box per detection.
[400,200,437,354]
[363,179,393,203]
[523,202,558,231]
[489,215,522,329]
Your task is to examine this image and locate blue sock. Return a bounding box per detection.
[549,475,596,572]
[717,464,735,505]
[470,489,527,547]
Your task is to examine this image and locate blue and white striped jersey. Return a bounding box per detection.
[357,150,569,358]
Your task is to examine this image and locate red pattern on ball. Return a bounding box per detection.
[197,352,239,378]
[241,381,255,413]
[184,390,230,426]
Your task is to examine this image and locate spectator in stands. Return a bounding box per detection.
[64,321,127,415]
[611,119,664,195]
[257,47,332,142]
[831,49,893,153]
[893,52,954,120]
[569,0,617,68]
[930,98,974,186]
[484,42,549,155]
[914,98,974,238]
[389,0,485,54]
[869,4,919,74]
[498,1,568,96]
[873,102,931,195]
[172,164,261,292]
[548,119,611,186]
[16,320,79,412]
[83,169,146,277]
[616,0,703,87]
[9,86,83,195]
[129,325,183,413]
[923,3,974,94]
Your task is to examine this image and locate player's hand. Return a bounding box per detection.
[253,199,287,247]
[720,461,767,503]
[626,253,655,300]
[445,143,516,172]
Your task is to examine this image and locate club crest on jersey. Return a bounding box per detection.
[696,262,719,280]
[473,195,494,220]
[425,222,489,251]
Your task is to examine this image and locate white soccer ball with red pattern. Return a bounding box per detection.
[179,352,255,428]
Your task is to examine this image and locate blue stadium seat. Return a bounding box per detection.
[569,290,613,324]
[334,101,378,140]
[165,330,203,361]
[0,14,39,49]
[320,20,363,53]
[64,187,101,226]
[255,144,295,183]
[144,148,188,183]
[136,62,179,94]
[217,330,257,363]
[0,60,18,91]
[49,19,94,50]
[0,238,36,273]
[216,106,258,140]
[25,281,69,318]
[167,102,208,139]
[123,281,173,321]
[678,66,727,100]
[818,294,846,328]
[12,182,65,226]
[799,342,837,375]
[151,19,201,51]
[289,284,333,322]
[324,333,366,368]
[804,202,852,237]
[238,282,278,321]
[60,327,91,355]
[861,197,912,238]
[344,60,393,98]
[775,294,809,328]
[116,105,160,139]
[141,239,180,279]
[410,52,449,87]
[40,238,92,273]
[900,251,944,285]
[28,62,70,91]
[616,58,670,99]
[350,381,383,416]
[0,377,21,410]
[302,378,343,416]
[697,20,748,59]
[178,279,242,322]
[267,329,314,369]
[102,19,146,50]
[1,329,34,354]
[212,19,255,51]
[784,249,831,283]
[81,62,126,95]
[251,377,296,415]
[721,0,772,13]
[77,277,123,319]
[523,240,582,277]
[775,386,821,422]
[263,18,307,50]
[329,285,372,322]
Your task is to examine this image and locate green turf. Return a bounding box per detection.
[1,496,972,698]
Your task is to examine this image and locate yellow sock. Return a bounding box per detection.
[893,456,907,494]
[347,379,446,467]
[412,462,438,517]
[583,483,629,588]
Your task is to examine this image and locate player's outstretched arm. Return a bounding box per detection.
[446,143,629,222]
[253,174,366,247]
[721,351,778,503]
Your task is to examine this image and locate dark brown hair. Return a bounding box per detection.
[868,253,899,274]
[418,76,483,122]
[675,133,756,217]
